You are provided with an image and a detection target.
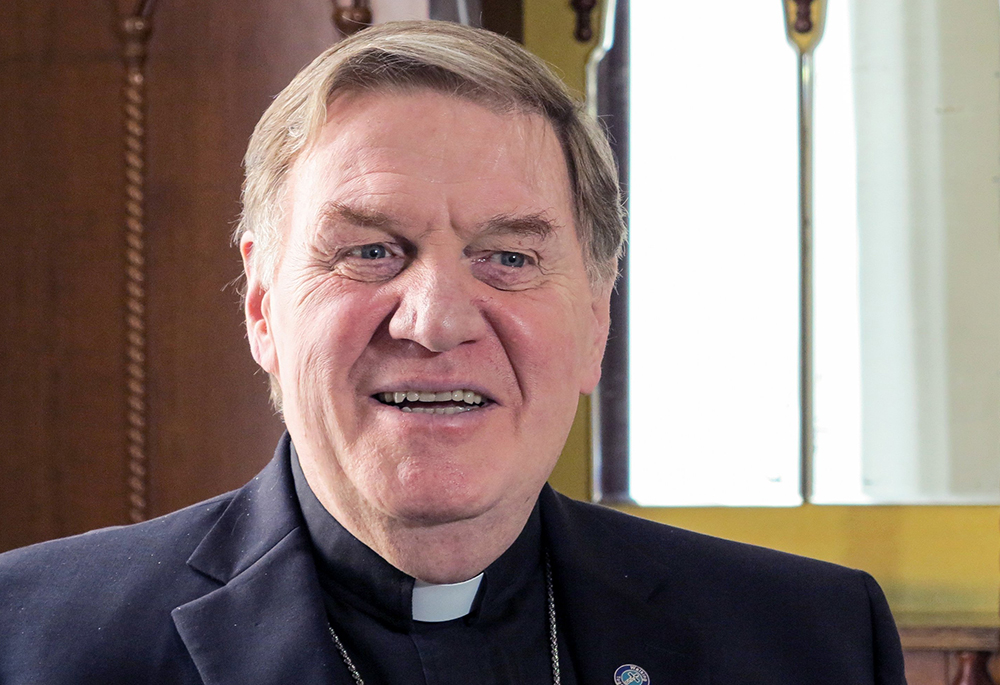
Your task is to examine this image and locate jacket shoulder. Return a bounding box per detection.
[548,490,905,684]
[0,490,233,579]
[554,491,864,584]
[0,492,235,684]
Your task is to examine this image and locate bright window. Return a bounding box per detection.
[626,0,1000,506]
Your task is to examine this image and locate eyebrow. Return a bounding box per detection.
[478,213,558,242]
[318,201,398,230]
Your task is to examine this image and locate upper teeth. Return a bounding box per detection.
[381,390,483,405]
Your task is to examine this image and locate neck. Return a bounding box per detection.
[298,449,538,584]
[379,513,534,583]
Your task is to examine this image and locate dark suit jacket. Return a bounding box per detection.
[0,434,905,684]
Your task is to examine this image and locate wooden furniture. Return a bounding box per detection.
[902,627,999,685]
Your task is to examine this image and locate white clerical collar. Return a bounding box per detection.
[411,573,484,622]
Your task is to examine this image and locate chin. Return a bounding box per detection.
[383,479,500,526]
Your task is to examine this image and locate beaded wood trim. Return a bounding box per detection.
[119,4,155,524]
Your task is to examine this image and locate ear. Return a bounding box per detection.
[241,232,278,375]
[579,276,614,395]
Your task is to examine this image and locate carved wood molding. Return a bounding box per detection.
[332,0,372,36]
[571,0,597,42]
[119,1,157,523]
[900,627,1000,652]
[950,652,997,685]
[901,627,998,685]
[782,0,826,54]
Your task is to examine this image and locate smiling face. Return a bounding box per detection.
[242,89,611,537]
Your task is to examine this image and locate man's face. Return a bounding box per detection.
[243,89,610,528]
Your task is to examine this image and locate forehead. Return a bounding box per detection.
[287,88,574,224]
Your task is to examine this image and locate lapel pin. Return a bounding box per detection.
[614,664,650,685]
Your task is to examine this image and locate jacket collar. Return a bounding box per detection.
[184,433,300,583]
[540,486,711,685]
[172,433,343,685]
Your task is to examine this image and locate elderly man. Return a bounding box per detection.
[0,21,904,685]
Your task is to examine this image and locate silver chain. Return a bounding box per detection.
[328,551,561,684]
[545,552,561,685]
[328,622,365,685]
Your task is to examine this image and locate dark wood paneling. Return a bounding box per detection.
[902,628,1000,685]
[1,1,126,549]
[0,1,337,551]
[481,0,523,43]
[903,651,999,685]
[141,0,333,517]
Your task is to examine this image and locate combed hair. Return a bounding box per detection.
[235,20,625,287]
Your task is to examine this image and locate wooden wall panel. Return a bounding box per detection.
[903,651,1000,684]
[481,0,523,43]
[902,629,1000,684]
[1,2,126,550]
[0,1,337,551]
[141,0,334,517]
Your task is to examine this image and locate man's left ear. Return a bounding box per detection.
[580,277,614,395]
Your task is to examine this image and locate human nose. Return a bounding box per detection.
[387,262,488,353]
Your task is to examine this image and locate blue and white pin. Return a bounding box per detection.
[614,664,650,685]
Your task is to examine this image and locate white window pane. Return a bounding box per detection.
[628,2,801,506]
[812,0,1000,504]
[810,0,866,502]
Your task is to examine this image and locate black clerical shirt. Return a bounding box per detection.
[291,446,577,684]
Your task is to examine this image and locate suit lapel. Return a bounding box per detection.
[172,527,341,685]
[540,487,711,685]
[171,435,347,685]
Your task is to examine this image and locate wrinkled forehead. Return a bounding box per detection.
[318,84,560,155]
[289,87,574,210]
[333,88,554,151]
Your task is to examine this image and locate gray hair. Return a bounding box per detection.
[236,20,625,287]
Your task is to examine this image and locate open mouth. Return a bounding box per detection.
[374,389,487,415]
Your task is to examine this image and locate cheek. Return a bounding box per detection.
[273,279,394,387]
[488,293,593,402]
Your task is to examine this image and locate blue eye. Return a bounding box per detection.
[358,244,387,259]
[496,251,526,268]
